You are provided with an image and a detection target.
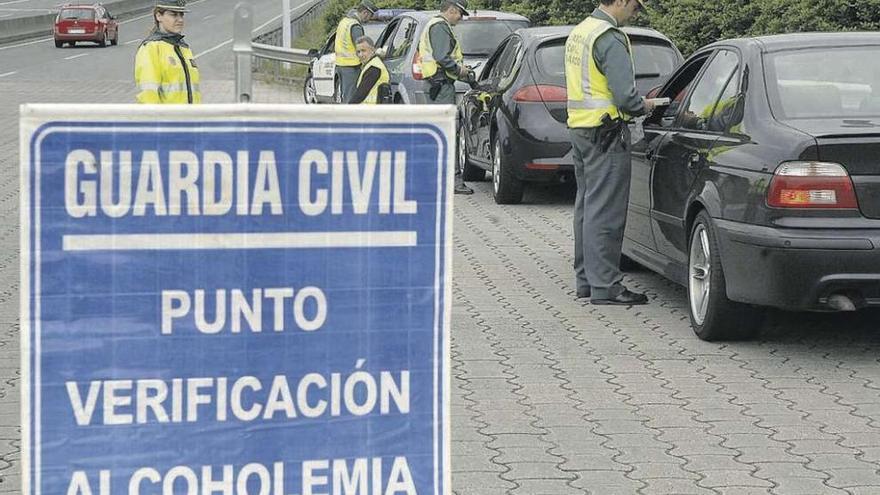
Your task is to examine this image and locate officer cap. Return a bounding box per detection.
[156,0,189,12]
[357,0,378,14]
[447,0,469,16]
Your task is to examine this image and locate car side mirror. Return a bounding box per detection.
[308,48,319,58]
[646,85,662,99]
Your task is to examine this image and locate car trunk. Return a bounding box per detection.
[786,120,880,219]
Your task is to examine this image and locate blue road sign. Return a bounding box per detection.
[21,105,455,495]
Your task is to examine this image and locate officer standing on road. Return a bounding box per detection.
[418,0,475,195]
[565,0,655,305]
[134,0,201,104]
[334,0,378,103]
[349,36,390,104]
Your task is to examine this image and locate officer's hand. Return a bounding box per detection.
[643,97,656,114]
[458,65,471,79]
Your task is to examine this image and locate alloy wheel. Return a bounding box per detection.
[458,130,466,176]
[688,224,711,326]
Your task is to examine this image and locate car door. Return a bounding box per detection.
[627,52,712,253]
[379,17,416,91]
[313,34,337,98]
[651,49,741,266]
[474,37,522,162]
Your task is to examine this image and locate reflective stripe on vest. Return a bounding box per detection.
[335,16,361,67]
[564,17,634,128]
[357,56,390,104]
[417,16,463,80]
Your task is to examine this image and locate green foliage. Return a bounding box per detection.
[319,0,880,59]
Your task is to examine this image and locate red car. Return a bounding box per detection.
[54,3,119,48]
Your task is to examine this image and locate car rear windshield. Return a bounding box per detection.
[453,20,529,56]
[535,38,679,79]
[766,46,880,119]
[59,8,95,20]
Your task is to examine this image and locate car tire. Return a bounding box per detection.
[111,31,118,46]
[99,31,107,47]
[68,41,76,47]
[303,74,318,104]
[54,39,63,48]
[333,78,342,104]
[687,210,762,341]
[458,124,486,182]
[492,137,523,205]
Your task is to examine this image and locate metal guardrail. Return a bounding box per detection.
[233,0,328,103]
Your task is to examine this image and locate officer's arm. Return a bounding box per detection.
[429,23,460,73]
[134,43,161,104]
[593,31,646,116]
[350,23,364,43]
[349,66,381,104]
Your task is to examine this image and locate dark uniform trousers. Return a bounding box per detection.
[570,124,631,300]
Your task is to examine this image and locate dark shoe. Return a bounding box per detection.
[591,289,649,306]
[576,288,591,299]
[454,183,474,195]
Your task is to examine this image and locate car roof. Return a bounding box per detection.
[59,4,100,8]
[702,32,880,54]
[401,10,530,22]
[512,25,676,45]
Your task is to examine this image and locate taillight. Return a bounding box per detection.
[412,52,422,81]
[513,85,567,103]
[767,161,859,209]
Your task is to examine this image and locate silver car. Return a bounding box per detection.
[375,10,530,103]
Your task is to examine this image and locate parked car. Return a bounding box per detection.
[375,10,530,104]
[457,25,682,204]
[620,32,880,341]
[304,9,412,103]
[53,3,118,48]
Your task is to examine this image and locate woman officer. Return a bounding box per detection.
[135,0,201,104]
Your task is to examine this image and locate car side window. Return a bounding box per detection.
[496,37,524,90]
[706,70,741,132]
[386,18,416,59]
[479,39,508,83]
[322,34,336,55]
[645,53,711,127]
[488,38,518,82]
[680,50,739,131]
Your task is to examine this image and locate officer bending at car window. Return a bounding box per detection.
[418,0,475,195]
[565,0,656,305]
[349,36,390,104]
[135,0,201,104]
[335,0,377,103]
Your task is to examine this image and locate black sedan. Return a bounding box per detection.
[624,32,880,341]
[457,25,682,204]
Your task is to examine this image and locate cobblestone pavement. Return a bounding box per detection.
[1,80,880,494]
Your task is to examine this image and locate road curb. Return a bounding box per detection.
[0,0,154,46]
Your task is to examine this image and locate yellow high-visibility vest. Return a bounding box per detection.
[335,16,361,67]
[564,16,633,128]
[135,40,201,104]
[418,16,463,80]
[357,56,390,104]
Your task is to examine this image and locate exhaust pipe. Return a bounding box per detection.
[826,293,857,312]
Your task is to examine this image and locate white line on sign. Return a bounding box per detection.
[0,71,16,78]
[62,231,418,251]
[64,53,88,60]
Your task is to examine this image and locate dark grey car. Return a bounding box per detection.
[374,10,530,103]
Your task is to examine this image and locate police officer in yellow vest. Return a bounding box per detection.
[418,0,474,194]
[135,0,201,104]
[565,0,656,305]
[349,36,390,104]
[335,0,377,103]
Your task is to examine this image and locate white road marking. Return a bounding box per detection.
[0,71,17,78]
[64,53,88,60]
[125,38,141,45]
[195,1,314,59]
[0,0,30,6]
[203,14,215,20]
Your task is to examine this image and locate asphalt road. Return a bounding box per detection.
[0,0,57,21]
[2,4,880,494]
